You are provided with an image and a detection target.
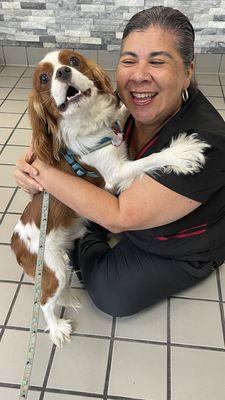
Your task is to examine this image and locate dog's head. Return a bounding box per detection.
[29,49,114,163]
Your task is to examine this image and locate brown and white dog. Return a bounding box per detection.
[11,50,209,347]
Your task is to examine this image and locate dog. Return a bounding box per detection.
[11,50,209,347]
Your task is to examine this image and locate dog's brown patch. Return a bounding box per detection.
[11,232,59,305]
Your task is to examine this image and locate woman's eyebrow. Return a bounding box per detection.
[120,51,174,59]
[120,51,137,58]
[149,51,174,59]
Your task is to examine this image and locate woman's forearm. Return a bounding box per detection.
[32,160,123,233]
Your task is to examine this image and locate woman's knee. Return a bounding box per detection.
[84,270,147,317]
[90,288,137,317]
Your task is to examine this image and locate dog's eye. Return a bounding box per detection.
[40,73,49,84]
[69,57,80,67]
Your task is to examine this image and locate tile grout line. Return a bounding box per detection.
[167,297,171,400]
[218,75,225,100]
[0,108,29,156]
[0,381,149,400]
[0,69,30,157]
[170,293,225,303]
[0,72,29,110]
[0,274,24,342]
[38,307,67,400]
[0,83,30,225]
[215,269,225,346]
[2,323,225,353]
[0,186,19,225]
[103,317,116,400]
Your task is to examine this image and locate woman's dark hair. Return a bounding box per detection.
[122,6,196,89]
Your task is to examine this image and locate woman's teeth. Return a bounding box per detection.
[132,92,157,99]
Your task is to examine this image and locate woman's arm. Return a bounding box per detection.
[31,158,201,233]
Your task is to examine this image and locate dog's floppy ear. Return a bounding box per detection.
[87,61,114,96]
[29,89,60,164]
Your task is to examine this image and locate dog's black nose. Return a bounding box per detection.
[56,66,72,81]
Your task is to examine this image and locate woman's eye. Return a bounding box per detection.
[70,57,80,67]
[121,60,136,65]
[40,73,49,84]
[150,61,165,65]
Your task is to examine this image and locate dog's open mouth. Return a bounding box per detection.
[58,86,91,112]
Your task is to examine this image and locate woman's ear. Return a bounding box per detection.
[185,61,194,87]
[28,89,60,163]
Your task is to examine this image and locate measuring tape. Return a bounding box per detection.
[19,190,50,400]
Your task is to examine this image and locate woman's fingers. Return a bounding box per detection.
[16,153,38,177]
[14,167,43,194]
[14,151,43,194]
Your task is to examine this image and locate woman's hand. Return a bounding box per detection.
[14,148,44,194]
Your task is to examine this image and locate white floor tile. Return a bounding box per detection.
[199,84,223,97]
[8,128,32,146]
[16,114,31,129]
[0,66,26,77]
[0,187,14,211]
[8,284,49,330]
[0,128,12,144]
[0,145,28,165]
[0,113,22,128]
[7,188,30,213]
[0,387,40,400]
[108,340,167,399]
[44,394,102,400]
[115,300,167,342]
[195,74,220,85]
[47,336,110,393]
[64,288,113,336]
[0,100,28,113]
[15,77,33,89]
[0,88,12,99]
[22,67,35,78]
[0,245,22,281]
[172,346,225,400]
[177,271,219,300]
[0,282,17,324]
[0,165,17,186]
[0,214,20,244]
[207,96,225,109]
[0,330,52,386]
[7,88,30,101]
[171,298,224,348]
[0,77,19,88]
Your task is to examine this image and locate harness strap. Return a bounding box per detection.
[62,120,124,177]
[63,149,99,177]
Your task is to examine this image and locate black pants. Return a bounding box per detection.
[71,232,212,317]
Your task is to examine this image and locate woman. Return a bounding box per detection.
[14,6,225,316]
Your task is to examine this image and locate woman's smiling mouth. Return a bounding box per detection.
[131,91,158,105]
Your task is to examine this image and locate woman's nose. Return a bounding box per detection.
[130,62,152,83]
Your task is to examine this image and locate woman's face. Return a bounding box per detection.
[116,26,193,129]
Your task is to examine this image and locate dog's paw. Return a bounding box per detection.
[164,133,211,175]
[49,318,73,347]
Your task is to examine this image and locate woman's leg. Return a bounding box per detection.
[75,233,201,317]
